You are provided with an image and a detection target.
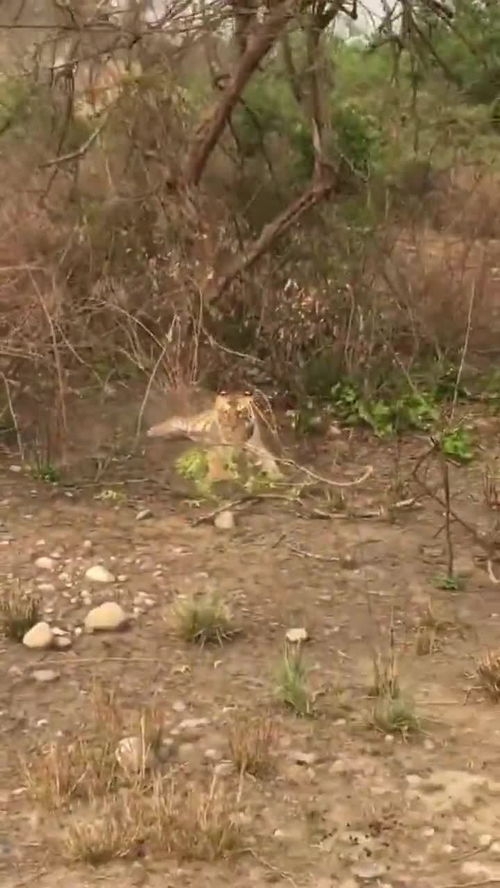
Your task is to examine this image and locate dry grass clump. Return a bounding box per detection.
[369,647,400,700]
[0,586,40,641]
[171,593,238,646]
[22,737,119,809]
[227,712,278,776]
[65,776,241,864]
[476,651,500,701]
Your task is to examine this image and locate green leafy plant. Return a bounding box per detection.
[440,427,474,464]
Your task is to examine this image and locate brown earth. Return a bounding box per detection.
[2,394,500,888]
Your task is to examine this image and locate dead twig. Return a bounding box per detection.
[39,119,107,168]
[288,545,341,562]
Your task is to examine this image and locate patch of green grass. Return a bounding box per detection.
[276,646,314,717]
[171,593,238,647]
[434,573,464,592]
[370,694,421,738]
[29,461,61,484]
[440,426,474,464]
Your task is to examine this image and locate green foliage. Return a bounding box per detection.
[434,574,464,592]
[440,426,474,464]
[328,381,438,437]
[0,76,31,132]
[175,447,216,497]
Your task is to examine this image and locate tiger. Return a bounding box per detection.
[147,391,282,481]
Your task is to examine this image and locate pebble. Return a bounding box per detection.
[32,669,59,683]
[23,622,54,650]
[351,863,386,880]
[34,556,56,571]
[214,510,235,530]
[479,834,493,847]
[136,509,153,521]
[37,583,55,593]
[82,540,93,552]
[54,636,72,650]
[172,700,187,713]
[84,565,116,584]
[286,627,309,643]
[84,601,127,631]
[115,736,153,773]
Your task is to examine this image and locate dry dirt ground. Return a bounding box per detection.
[3,403,500,888]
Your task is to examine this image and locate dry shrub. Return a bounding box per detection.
[476,651,500,701]
[0,586,39,641]
[65,776,241,864]
[23,737,119,809]
[227,713,278,776]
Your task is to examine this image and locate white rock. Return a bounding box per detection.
[286,627,309,643]
[82,540,93,552]
[32,669,59,683]
[23,622,54,650]
[54,636,72,650]
[115,736,153,773]
[214,510,235,530]
[479,834,493,847]
[34,556,56,571]
[136,509,153,521]
[9,465,22,473]
[351,863,386,880]
[84,601,127,631]
[84,565,115,584]
[37,583,55,594]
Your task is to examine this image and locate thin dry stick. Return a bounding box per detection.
[134,342,168,447]
[451,281,476,421]
[0,372,24,459]
[39,119,107,168]
[441,456,454,579]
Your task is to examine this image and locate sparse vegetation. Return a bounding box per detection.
[227,712,278,776]
[476,651,500,702]
[0,587,40,641]
[370,694,422,739]
[276,646,314,717]
[64,777,240,864]
[171,593,238,646]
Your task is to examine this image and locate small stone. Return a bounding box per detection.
[54,636,72,650]
[82,540,93,551]
[84,565,115,584]
[214,761,235,777]
[32,669,59,683]
[479,834,493,848]
[172,700,187,713]
[176,718,210,738]
[84,601,127,631]
[422,827,435,837]
[351,863,386,880]
[23,622,54,650]
[116,736,154,773]
[490,841,500,855]
[9,465,22,473]
[214,510,235,530]
[34,556,56,571]
[462,860,493,878]
[406,774,422,786]
[204,748,223,762]
[136,509,153,521]
[37,583,55,593]
[286,627,309,643]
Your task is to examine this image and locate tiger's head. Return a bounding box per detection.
[214,391,255,444]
